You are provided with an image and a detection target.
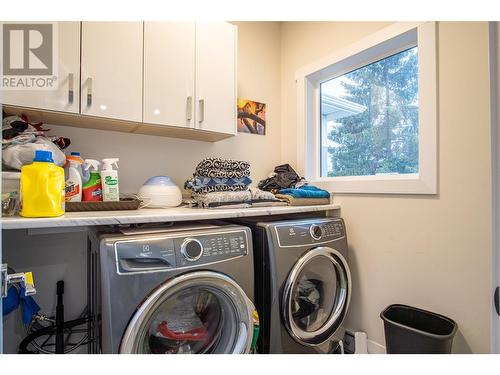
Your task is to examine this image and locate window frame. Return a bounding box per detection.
[296,22,437,194]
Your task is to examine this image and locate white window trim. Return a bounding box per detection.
[296,22,438,194]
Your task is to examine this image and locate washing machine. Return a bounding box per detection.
[94,223,256,354]
[233,217,351,354]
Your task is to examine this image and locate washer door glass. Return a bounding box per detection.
[120,271,254,354]
[282,247,351,346]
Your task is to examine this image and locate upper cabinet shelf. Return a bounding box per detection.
[1,22,237,142]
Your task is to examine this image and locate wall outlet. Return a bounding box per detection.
[343,330,369,354]
[343,330,356,354]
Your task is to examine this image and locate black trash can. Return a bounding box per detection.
[380,304,457,354]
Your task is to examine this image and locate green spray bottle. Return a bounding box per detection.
[82,159,103,202]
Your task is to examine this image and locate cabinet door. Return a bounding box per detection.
[143,22,195,128]
[195,22,237,135]
[0,22,80,113]
[80,22,143,122]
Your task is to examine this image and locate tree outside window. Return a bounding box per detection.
[320,47,419,177]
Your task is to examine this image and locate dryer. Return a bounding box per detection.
[94,223,256,354]
[236,217,351,354]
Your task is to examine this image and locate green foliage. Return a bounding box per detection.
[326,47,419,177]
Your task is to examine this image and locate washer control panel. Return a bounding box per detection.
[114,229,248,274]
[175,231,248,267]
[274,219,345,247]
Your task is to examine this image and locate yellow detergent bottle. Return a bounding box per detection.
[20,150,65,217]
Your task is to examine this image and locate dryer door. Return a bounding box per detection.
[120,271,255,354]
[282,246,351,346]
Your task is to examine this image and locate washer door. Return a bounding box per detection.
[282,246,351,346]
[120,271,255,354]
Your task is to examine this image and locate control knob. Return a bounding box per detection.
[310,224,323,240]
[181,238,204,261]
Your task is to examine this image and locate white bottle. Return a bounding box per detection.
[65,155,83,202]
[101,158,120,202]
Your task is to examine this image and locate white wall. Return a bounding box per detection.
[48,22,282,193]
[280,21,493,353]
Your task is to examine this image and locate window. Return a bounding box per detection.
[320,46,419,178]
[297,22,437,194]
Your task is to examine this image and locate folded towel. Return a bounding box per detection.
[274,194,330,206]
[185,176,252,193]
[251,200,288,208]
[195,158,250,178]
[249,187,275,201]
[278,185,330,199]
[191,184,249,195]
[206,202,252,209]
[194,190,252,208]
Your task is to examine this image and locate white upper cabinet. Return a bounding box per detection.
[1,22,81,113]
[143,22,196,128]
[144,22,237,135]
[80,22,143,122]
[2,22,237,141]
[195,22,237,135]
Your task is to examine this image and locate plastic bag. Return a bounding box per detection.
[2,136,66,170]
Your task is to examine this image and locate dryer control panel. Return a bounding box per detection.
[274,219,345,247]
[113,228,249,274]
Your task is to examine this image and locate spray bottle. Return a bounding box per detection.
[82,159,102,202]
[101,158,120,202]
[70,152,90,185]
[65,154,83,202]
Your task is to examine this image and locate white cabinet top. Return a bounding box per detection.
[1,204,340,230]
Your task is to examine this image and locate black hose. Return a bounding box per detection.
[18,317,89,354]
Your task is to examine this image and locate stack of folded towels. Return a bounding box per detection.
[275,186,330,206]
[259,164,331,206]
[185,158,285,209]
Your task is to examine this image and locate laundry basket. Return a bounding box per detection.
[380,304,457,354]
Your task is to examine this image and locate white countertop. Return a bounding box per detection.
[1,204,340,230]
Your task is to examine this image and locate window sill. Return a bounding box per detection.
[309,173,437,195]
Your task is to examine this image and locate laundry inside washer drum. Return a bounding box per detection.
[140,286,237,354]
[293,279,323,319]
[290,256,339,333]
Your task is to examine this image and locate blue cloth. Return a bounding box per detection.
[2,285,40,324]
[279,185,330,199]
[2,285,20,316]
[20,286,40,324]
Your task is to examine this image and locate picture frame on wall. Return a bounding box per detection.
[237,98,266,135]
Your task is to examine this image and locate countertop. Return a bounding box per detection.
[1,204,340,230]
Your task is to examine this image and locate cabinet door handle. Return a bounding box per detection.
[68,73,74,104]
[198,99,204,125]
[86,77,93,107]
[186,96,193,122]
